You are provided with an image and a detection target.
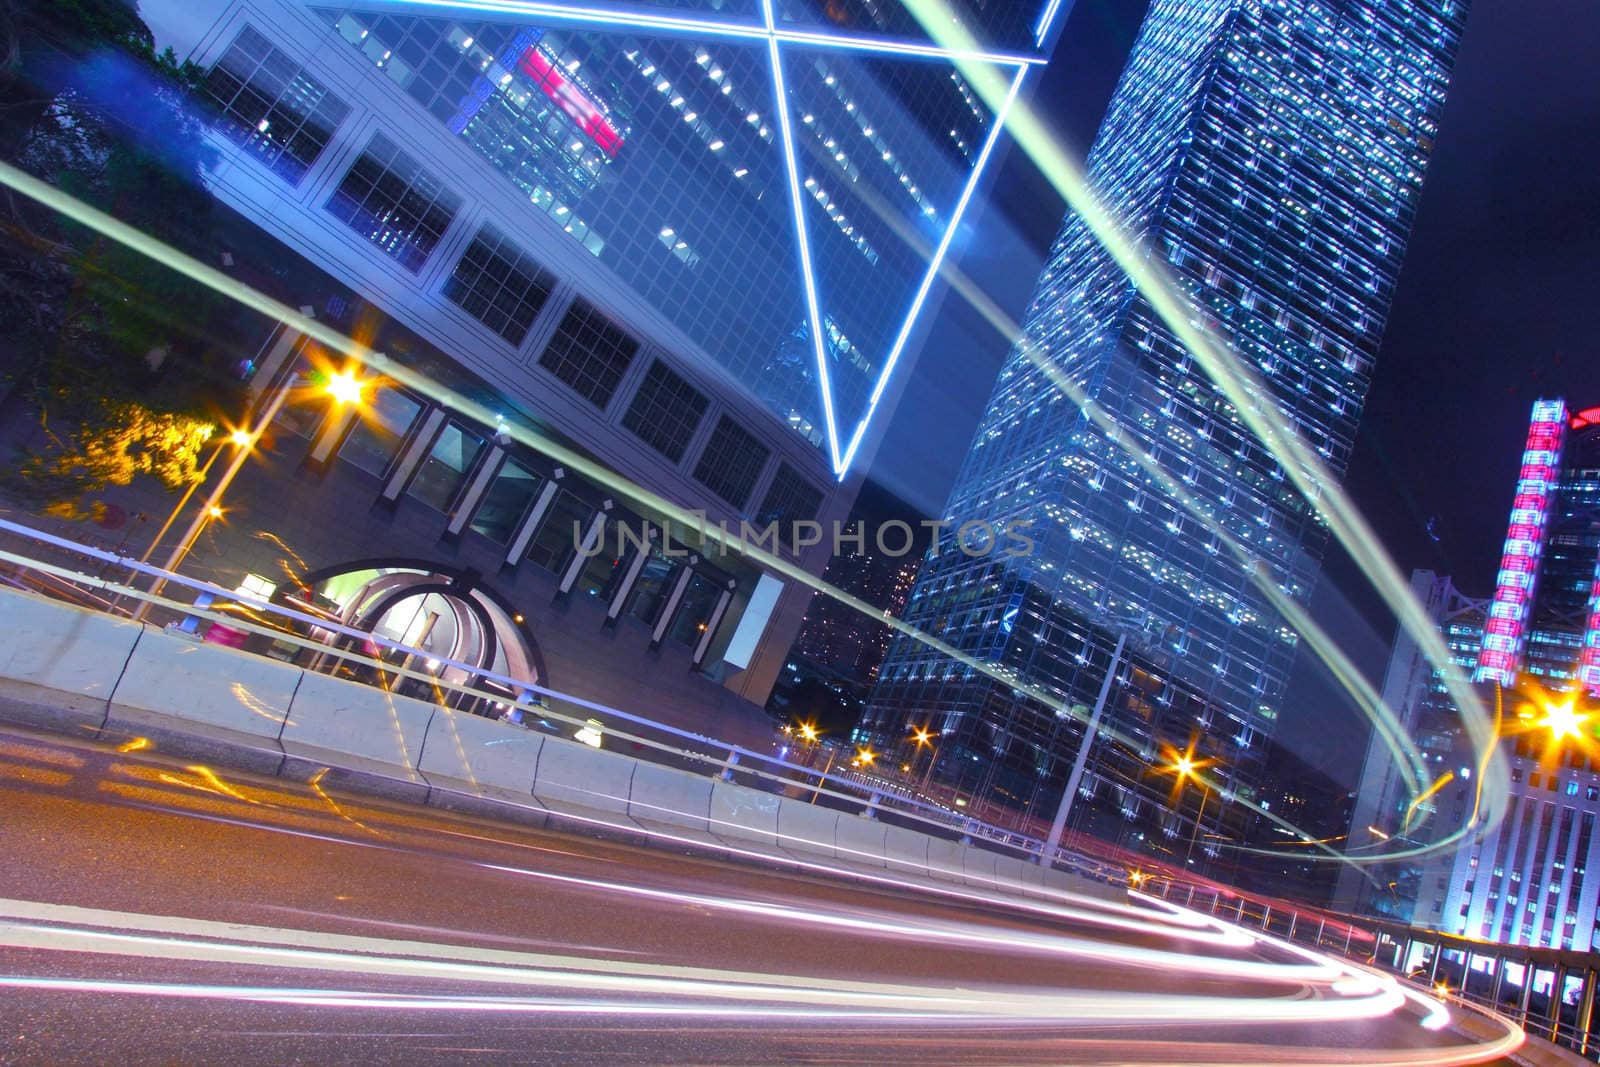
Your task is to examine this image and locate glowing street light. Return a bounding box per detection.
[1541,699,1586,741]
[857,747,877,765]
[323,368,367,406]
[798,722,819,742]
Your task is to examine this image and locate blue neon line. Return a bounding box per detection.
[762,0,842,472]
[836,63,1030,478]
[1033,0,1066,46]
[368,0,1049,66]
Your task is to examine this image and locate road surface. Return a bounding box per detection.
[0,723,1520,1064]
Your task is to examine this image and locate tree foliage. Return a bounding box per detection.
[0,0,239,516]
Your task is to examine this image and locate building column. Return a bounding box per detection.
[692,583,735,666]
[1490,956,1506,1007]
[1519,962,1536,1023]
[248,310,313,398]
[446,445,505,537]
[505,475,562,567]
[558,507,609,595]
[651,562,696,645]
[1579,968,1596,1055]
[307,401,360,467]
[381,408,447,501]
[1550,964,1568,1043]
[606,528,656,620]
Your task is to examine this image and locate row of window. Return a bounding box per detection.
[206,26,822,523]
[279,390,727,646]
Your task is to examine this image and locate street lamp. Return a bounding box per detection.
[1162,743,1216,867]
[911,726,941,792]
[1039,616,1152,866]
[132,366,367,621]
[127,427,254,580]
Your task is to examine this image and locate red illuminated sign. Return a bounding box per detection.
[520,47,625,159]
[1475,399,1568,686]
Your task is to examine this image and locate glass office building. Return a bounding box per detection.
[284,1,1064,471]
[862,0,1469,813]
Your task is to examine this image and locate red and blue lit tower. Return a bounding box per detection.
[1477,399,1600,693]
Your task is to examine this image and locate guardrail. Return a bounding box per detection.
[0,515,1126,884]
[1359,917,1600,1061]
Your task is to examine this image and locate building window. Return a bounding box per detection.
[693,415,769,509]
[327,132,461,272]
[526,489,593,573]
[408,421,485,513]
[338,389,422,477]
[537,299,638,409]
[621,359,707,463]
[754,462,822,530]
[469,458,542,543]
[624,547,679,626]
[443,225,557,346]
[666,572,722,646]
[204,27,350,183]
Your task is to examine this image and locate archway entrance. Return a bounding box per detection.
[296,561,545,709]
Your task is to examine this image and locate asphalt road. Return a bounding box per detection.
[0,723,1520,1065]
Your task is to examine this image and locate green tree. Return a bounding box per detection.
[0,1,238,517]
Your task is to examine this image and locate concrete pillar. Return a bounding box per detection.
[307,402,359,466]
[692,584,734,665]
[1579,968,1596,1055]
[1429,942,1444,985]
[1550,964,1567,1044]
[1519,961,1536,1026]
[381,408,446,501]
[1491,956,1506,1007]
[558,509,609,594]
[651,564,696,645]
[445,445,505,536]
[606,529,655,619]
[505,477,561,566]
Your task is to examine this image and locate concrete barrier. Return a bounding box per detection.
[883,824,931,875]
[280,669,433,784]
[532,734,637,817]
[0,587,142,728]
[710,780,780,847]
[775,798,840,858]
[108,626,296,745]
[926,835,965,881]
[833,812,888,868]
[992,854,1027,893]
[0,587,1125,907]
[627,761,713,833]
[961,845,1000,887]
[418,707,544,801]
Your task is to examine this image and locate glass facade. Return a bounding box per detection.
[315,3,1057,468]
[863,0,1468,811]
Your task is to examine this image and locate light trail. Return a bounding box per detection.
[0,893,1521,1062]
[0,161,1365,870]
[900,0,1507,860]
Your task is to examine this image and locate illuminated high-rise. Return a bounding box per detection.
[1340,401,1600,950]
[863,0,1470,818]
[131,0,1067,730]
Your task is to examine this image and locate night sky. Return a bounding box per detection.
[868,0,1600,783]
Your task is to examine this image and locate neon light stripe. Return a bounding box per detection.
[1474,399,1567,686]
[372,0,1049,66]
[836,63,1029,476]
[1033,0,1066,45]
[763,0,842,471]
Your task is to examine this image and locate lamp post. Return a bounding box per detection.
[1039,629,1130,867]
[132,368,365,621]
[1176,754,1212,866]
[911,726,941,793]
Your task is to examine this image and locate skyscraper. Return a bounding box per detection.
[1339,400,1600,950]
[122,0,1065,733]
[863,0,1470,819]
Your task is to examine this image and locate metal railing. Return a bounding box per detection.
[0,515,1117,882]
